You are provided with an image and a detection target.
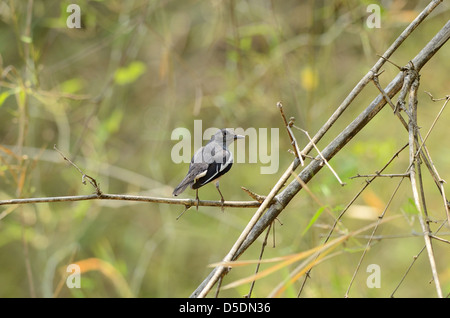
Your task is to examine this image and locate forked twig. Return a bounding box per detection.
[277,102,304,166]
[54,145,102,196]
[293,126,346,186]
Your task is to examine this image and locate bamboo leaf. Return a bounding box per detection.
[302,206,326,236]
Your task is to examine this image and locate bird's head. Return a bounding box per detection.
[212,129,245,147]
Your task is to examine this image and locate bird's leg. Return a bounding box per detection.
[195,189,199,211]
[215,180,225,212]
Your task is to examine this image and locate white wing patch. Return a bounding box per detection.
[193,169,208,181]
[219,152,233,173]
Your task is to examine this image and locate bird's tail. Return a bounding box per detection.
[172,177,193,196]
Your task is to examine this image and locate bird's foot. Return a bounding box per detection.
[196,190,199,211]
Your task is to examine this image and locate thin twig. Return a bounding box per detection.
[350,173,410,179]
[391,247,424,297]
[425,91,450,102]
[294,125,346,186]
[54,145,102,195]
[372,71,409,129]
[376,55,404,70]
[245,222,273,298]
[277,102,304,166]
[430,235,450,244]
[241,186,270,204]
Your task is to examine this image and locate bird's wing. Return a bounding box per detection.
[173,141,233,195]
[192,147,233,189]
[172,161,208,196]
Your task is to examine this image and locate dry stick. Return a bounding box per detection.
[54,145,102,195]
[277,102,304,166]
[294,126,346,186]
[350,173,410,179]
[391,246,426,297]
[190,17,450,298]
[429,235,450,245]
[407,77,443,298]
[420,92,450,152]
[0,193,261,209]
[372,72,409,130]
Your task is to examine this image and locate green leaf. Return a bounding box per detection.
[114,61,147,85]
[302,206,326,236]
[60,77,84,94]
[0,90,13,107]
[20,35,32,44]
[403,198,420,215]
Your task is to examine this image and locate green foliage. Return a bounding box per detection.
[114,61,147,86]
[302,206,327,236]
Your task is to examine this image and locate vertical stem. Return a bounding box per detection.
[407,77,442,298]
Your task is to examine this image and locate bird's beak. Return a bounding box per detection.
[234,135,245,140]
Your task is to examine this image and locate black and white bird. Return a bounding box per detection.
[173,129,244,210]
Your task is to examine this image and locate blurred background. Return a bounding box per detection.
[0,0,449,297]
